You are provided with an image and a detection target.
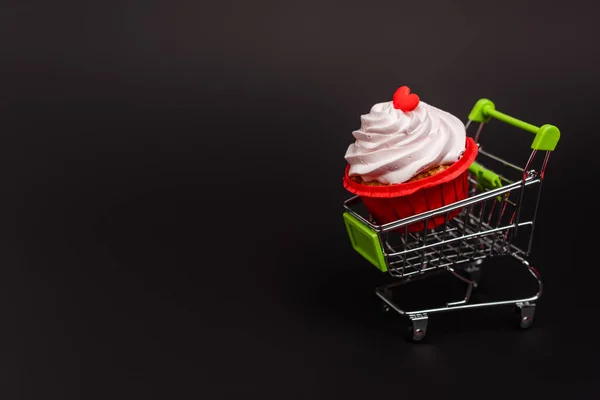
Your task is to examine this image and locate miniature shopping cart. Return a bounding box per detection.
[342,98,560,341]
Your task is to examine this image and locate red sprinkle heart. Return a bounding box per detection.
[392,86,420,112]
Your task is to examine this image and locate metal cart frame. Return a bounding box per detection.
[342,98,560,341]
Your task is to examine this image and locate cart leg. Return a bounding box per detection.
[516,302,535,329]
[446,267,474,307]
[409,313,428,341]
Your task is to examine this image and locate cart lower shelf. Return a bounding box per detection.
[376,252,542,341]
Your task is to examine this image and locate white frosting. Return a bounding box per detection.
[344,100,466,184]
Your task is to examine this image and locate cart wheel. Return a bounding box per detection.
[407,314,428,342]
[407,326,427,342]
[514,302,535,329]
[380,288,393,313]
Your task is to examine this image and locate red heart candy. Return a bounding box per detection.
[392,86,420,112]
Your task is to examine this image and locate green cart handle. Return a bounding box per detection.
[468,99,560,151]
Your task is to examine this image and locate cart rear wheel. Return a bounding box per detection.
[514,302,535,329]
[519,316,534,329]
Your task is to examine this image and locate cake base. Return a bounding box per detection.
[349,165,451,186]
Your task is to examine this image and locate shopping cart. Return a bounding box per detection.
[342,98,560,341]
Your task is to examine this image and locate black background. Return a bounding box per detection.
[3,0,600,398]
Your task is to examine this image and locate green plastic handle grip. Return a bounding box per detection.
[468,162,505,201]
[468,162,502,190]
[468,99,560,151]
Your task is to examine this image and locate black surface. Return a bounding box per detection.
[3,1,600,398]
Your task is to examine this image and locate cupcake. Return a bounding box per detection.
[343,86,478,232]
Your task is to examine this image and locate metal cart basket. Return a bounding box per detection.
[342,98,560,341]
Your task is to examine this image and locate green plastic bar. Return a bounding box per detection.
[468,162,502,191]
[485,108,539,134]
[468,162,504,201]
[467,98,560,151]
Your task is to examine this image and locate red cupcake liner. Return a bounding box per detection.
[343,137,478,232]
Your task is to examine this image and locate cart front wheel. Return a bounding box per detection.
[408,326,427,342]
[408,314,429,342]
